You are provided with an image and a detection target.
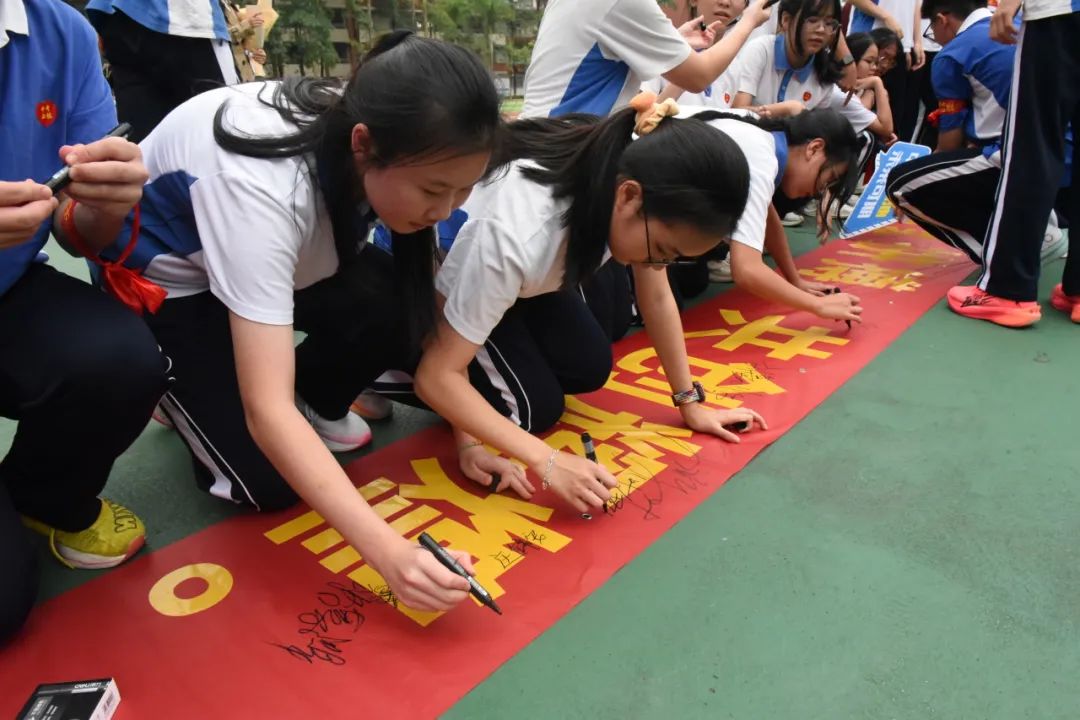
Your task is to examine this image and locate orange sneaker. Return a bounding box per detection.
[947,285,1042,328]
[1050,284,1080,323]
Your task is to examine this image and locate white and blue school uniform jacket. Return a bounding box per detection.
[99,83,343,326]
[85,0,229,40]
[522,0,691,118]
[930,9,1013,150]
[0,0,117,297]
[435,161,582,346]
[730,34,876,131]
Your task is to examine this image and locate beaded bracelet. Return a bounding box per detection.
[541,449,558,491]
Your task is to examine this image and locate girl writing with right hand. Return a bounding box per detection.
[90,33,503,613]
[690,107,865,324]
[405,97,771,510]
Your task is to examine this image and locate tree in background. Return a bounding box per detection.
[264,0,339,76]
[505,1,538,95]
[262,0,545,80]
[343,0,373,65]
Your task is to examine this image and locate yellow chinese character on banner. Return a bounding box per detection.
[839,238,959,268]
[265,459,574,626]
[603,308,848,409]
[709,309,850,360]
[605,346,786,410]
[799,259,923,292]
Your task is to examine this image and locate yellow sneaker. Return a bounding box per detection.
[22,499,146,569]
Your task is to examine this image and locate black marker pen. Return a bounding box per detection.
[581,432,607,516]
[418,532,502,615]
[825,287,853,329]
[44,122,132,195]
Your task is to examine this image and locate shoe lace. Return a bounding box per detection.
[106,500,139,533]
[960,292,992,308]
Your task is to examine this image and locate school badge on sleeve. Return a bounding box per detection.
[36,100,58,127]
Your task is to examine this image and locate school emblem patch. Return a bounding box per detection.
[723,92,731,104]
[36,100,58,127]
[802,91,812,103]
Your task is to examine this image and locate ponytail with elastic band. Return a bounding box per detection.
[629,91,680,136]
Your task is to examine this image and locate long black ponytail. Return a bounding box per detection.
[213,31,501,347]
[501,109,750,288]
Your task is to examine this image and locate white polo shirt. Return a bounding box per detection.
[522,0,691,118]
[436,161,578,345]
[696,113,782,253]
[99,83,343,326]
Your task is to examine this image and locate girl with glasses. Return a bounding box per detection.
[846,32,896,142]
[691,107,865,325]
[729,0,857,118]
[396,95,769,512]
[869,27,903,76]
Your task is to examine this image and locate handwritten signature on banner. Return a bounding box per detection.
[260,395,724,628]
[140,305,867,645]
[271,580,396,666]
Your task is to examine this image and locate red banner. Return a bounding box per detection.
[0,230,971,718]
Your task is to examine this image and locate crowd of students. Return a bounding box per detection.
[0,0,1075,643]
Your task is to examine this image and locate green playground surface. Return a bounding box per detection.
[6,225,1078,718]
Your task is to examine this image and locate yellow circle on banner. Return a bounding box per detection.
[148,563,234,617]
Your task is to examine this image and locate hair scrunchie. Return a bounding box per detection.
[629,91,680,136]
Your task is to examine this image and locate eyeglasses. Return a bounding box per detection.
[642,204,698,267]
[803,16,841,33]
[923,19,937,42]
[814,162,848,198]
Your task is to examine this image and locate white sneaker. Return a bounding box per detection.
[1042,214,1067,263]
[707,257,732,282]
[801,200,818,218]
[781,212,803,227]
[297,396,373,453]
